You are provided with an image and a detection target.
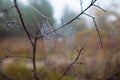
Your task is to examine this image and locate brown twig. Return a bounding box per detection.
[93,5,107,12]
[32,27,39,80]
[14,0,39,80]
[57,43,86,80]
[12,0,103,80]
[14,0,34,46]
[93,18,103,47]
[83,13,103,48]
[37,0,98,39]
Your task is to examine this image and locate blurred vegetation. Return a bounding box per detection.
[0,0,54,36]
[62,6,87,31]
[0,1,120,80]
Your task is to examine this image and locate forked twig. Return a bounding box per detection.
[14,0,39,80]
[37,0,98,39]
[93,4,106,12]
[11,0,103,80]
[83,13,103,47]
[14,0,34,46]
[57,43,86,80]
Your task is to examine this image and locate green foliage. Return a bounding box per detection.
[42,68,61,80]
[62,76,78,80]
[3,61,32,80]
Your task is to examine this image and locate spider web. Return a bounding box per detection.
[23,4,76,54]
[41,23,76,54]
[40,21,56,53]
[57,25,76,50]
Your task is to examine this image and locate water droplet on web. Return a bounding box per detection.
[41,21,56,53]
[41,21,76,54]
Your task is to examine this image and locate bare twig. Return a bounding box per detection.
[32,27,39,80]
[83,13,103,47]
[37,0,98,39]
[57,43,86,80]
[79,0,83,12]
[92,0,97,3]
[14,0,39,80]
[93,5,107,12]
[14,0,34,46]
[11,0,104,80]
[93,18,103,47]
[83,13,94,18]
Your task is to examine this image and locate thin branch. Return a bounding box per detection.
[37,0,98,39]
[6,21,35,39]
[14,0,34,46]
[32,27,39,80]
[14,1,39,80]
[57,43,86,80]
[83,13,103,48]
[92,0,97,3]
[79,0,83,12]
[93,18,103,48]
[93,5,107,12]
[83,13,94,18]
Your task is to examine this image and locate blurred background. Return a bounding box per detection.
[0,0,120,80]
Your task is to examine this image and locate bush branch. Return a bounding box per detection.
[14,0,34,46]
[57,43,86,80]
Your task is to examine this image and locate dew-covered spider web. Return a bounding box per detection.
[21,4,76,54]
[57,25,76,50]
[40,22,76,54]
[40,21,56,53]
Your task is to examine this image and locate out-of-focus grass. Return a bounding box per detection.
[0,29,120,80]
[3,60,33,80]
